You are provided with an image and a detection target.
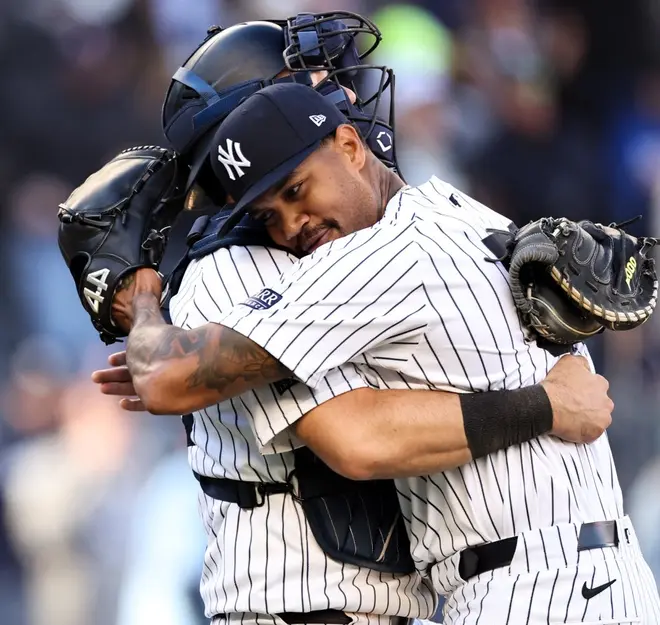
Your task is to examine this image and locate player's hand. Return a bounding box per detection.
[112,268,162,332]
[541,355,613,444]
[91,351,146,412]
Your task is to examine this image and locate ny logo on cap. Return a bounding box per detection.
[217,139,251,181]
[309,114,326,127]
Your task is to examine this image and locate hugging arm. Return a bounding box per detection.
[291,353,612,480]
[99,340,611,483]
[123,291,291,415]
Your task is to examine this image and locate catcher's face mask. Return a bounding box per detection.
[283,12,398,173]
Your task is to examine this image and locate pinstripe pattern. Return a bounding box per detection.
[437,518,659,624]
[217,177,659,621]
[169,246,436,620]
[210,615,438,625]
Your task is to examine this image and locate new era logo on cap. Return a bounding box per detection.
[309,114,326,127]
[217,138,251,181]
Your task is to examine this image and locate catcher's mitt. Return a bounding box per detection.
[58,146,186,345]
[490,217,658,348]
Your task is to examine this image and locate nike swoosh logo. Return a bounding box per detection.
[582,579,616,600]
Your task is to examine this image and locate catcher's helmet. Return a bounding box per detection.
[161,12,397,208]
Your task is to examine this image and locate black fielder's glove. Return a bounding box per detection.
[492,217,658,348]
[57,146,186,345]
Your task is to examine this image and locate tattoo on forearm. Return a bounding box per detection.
[184,325,290,393]
[127,292,290,398]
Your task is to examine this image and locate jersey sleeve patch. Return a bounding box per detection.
[240,288,283,311]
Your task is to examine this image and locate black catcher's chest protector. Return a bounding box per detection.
[292,447,413,573]
[163,211,415,575]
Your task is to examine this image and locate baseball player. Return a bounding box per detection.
[82,16,614,625]
[108,83,660,624]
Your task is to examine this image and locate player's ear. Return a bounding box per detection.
[334,124,366,172]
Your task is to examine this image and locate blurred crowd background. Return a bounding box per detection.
[1,0,660,623]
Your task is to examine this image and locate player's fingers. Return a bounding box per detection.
[99,382,137,396]
[119,397,146,412]
[108,351,127,367]
[91,365,131,384]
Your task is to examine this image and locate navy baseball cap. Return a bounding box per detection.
[210,82,349,235]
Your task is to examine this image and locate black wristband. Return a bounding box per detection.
[460,385,553,460]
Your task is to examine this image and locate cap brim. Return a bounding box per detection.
[218,140,321,237]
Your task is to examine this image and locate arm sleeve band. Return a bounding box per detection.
[460,385,553,459]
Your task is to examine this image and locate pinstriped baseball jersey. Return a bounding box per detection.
[217,176,627,572]
[168,245,437,620]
